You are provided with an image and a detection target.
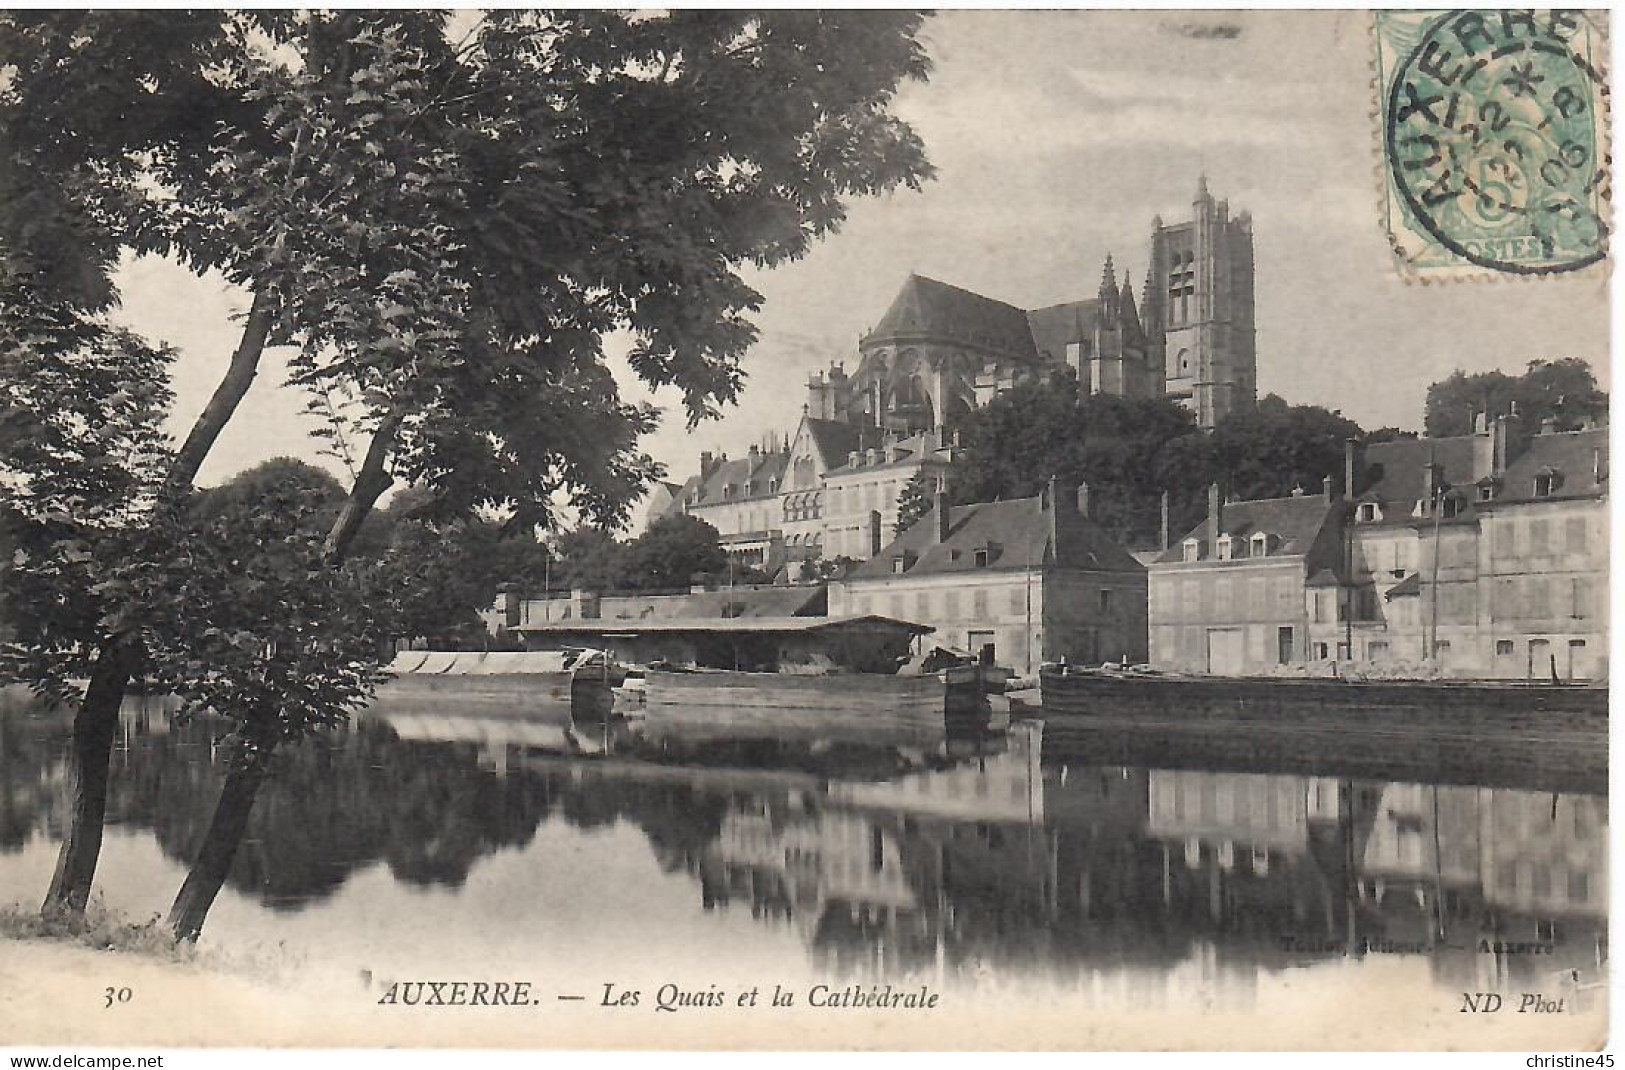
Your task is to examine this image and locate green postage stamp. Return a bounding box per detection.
[1374,10,1610,279]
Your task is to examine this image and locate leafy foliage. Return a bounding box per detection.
[893,471,936,537]
[944,378,1371,546]
[0,270,176,702]
[621,515,728,590]
[1425,358,1607,438]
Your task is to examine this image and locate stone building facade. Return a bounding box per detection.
[831,478,1148,672]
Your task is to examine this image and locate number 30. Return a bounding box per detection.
[103,987,132,1008]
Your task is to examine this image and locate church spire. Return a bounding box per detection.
[1098,253,1118,302]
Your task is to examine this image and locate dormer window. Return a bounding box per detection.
[891,555,907,575]
[1477,482,1496,502]
[1182,538,1202,563]
[723,484,736,500]
[1250,532,1269,557]
[1534,469,1563,497]
[973,548,989,568]
[1442,495,1463,519]
[1357,502,1380,522]
[768,478,779,494]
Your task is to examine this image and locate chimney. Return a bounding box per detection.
[868,510,883,557]
[1492,413,1521,474]
[1322,475,1335,502]
[1343,438,1358,500]
[1159,489,1170,550]
[934,490,951,544]
[700,451,715,480]
[1076,480,1090,519]
[1207,482,1222,552]
[1540,415,1558,435]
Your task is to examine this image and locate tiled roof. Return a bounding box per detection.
[1025,299,1100,363]
[1157,494,1339,564]
[850,492,1143,580]
[1360,434,1487,507]
[866,274,1039,359]
[690,450,789,505]
[825,429,951,476]
[1497,426,1608,502]
[803,417,869,470]
[1384,573,1422,599]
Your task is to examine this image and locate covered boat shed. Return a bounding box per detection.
[513,615,931,673]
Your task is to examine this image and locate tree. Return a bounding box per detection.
[948,373,1206,545]
[893,471,936,537]
[622,515,727,590]
[1208,395,1365,501]
[1425,358,1607,437]
[1,10,936,935]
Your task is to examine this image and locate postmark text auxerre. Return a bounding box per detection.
[1377,10,1609,277]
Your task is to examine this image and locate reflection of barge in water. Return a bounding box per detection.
[640,666,1003,738]
[373,649,622,722]
[1039,667,1607,735]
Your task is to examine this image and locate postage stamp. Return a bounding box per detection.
[1374,10,1611,279]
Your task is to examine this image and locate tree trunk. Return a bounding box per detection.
[164,402,394,943]
[166,745,275,944]
[323,410,402,563]
[43,285,277,919]
[42,639,134,915]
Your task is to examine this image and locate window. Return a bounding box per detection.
[915,592,931,619]
[1529,519,1550,554]
[1357,502,1379,522]
[1478,483,1496,502]
[1568,870,1590,902]
[1098,588,1114,615]
[1313,641,1329,659]
[1182,538,1201,562]
[891,556,906,575]
[1493,519,1516,557]
[1496,639,1515,656]
[1535,471,1563,497]
[971,589,988,617]
[1368,640,1389,662]
[1251,532,1268,557]
[1526,577,1551,617]
[1565,517,1588,553]
[973,548,989,568]
[1277,626,1295,664]
[1009,587,1025,614]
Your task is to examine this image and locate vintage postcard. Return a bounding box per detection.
[0,9,1610,1055]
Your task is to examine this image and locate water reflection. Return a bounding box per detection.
[0,692,1607,1007]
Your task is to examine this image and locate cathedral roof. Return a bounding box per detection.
[1025,299,1100,363]
[865,274,1039,359]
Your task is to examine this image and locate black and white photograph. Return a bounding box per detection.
[0,8,1611,1053]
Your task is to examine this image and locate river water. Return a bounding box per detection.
[0,690,1607,1029]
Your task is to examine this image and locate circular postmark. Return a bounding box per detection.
[1384,10,1609,275]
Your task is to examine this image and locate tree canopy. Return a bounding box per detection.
[1425,358,1607,438]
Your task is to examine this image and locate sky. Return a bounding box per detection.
[111,10,1611,513]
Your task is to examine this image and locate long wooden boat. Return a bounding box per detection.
[1038,667,1607,737]
[641,668,995,736]
[370,649,621,723]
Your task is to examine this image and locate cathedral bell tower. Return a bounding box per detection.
[1145,177,1256,428]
